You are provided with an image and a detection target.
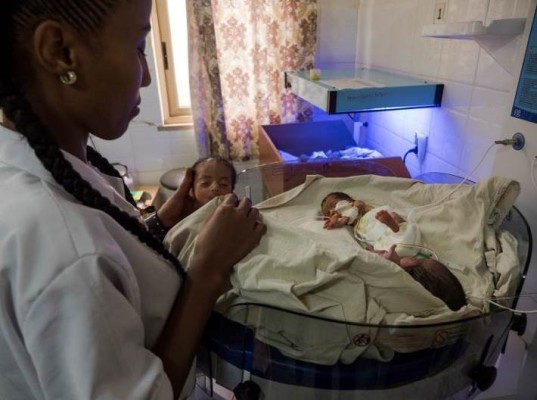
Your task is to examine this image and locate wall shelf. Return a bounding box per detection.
[422,18,526,39]
[422,18,526,75]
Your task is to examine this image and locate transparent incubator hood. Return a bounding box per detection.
[194,164,531,400]
[198,301,514,399]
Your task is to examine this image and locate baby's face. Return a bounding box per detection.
[192,160,234,206]
[321,195,340,216]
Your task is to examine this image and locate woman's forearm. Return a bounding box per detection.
[152,194,265,397]
[152,274,223,397]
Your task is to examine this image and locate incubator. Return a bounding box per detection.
[191,165,531,400]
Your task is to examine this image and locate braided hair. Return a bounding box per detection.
[0,0,185,277]
[86,146,137,207]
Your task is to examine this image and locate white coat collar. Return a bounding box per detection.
[0,125,140,218]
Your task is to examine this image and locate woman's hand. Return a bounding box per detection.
[154,193,265,396]
[156,168,197,228]
[188,193,266,292]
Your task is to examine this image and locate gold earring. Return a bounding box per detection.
[59,71,77,85]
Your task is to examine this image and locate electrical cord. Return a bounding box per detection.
[353,231,439,260]
[487,299,537,314]
[531,156,537,191]
[419,142,498,207]
[403,146,418,164]
[468,294,537,314]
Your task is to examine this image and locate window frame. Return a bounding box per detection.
[151,0,192,127]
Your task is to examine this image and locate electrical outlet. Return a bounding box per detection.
[415,133,428,163]
[434,1,446,24]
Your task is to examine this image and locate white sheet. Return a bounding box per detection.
[165,174,521,364]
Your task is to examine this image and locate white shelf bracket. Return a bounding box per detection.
[422,18,527,75]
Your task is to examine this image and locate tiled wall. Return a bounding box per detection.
[354,0,533,179]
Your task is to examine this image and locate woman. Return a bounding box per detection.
[0,0,266,399]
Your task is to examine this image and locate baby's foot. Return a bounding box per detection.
[376,210,400,232]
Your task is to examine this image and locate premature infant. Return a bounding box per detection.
[321,192,420,257]
[375,245,467,311]
[321,192,466,311]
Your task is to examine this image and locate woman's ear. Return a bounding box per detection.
[32,20,79,76]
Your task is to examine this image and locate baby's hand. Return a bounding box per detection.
[324,214,347,229]
[323,216,336,229]
[190,194,266,291]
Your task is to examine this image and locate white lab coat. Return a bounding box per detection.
[0,125,182,399]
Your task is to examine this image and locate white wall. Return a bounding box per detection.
[91,38,200,186]
[315,0,360,69]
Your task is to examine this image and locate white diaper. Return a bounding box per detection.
[354,206,420,257]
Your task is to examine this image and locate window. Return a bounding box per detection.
[151,0,192,126]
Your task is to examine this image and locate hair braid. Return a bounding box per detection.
[86,146,137,207]
[1,93,186,277]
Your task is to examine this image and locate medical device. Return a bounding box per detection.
[194,169,531,400]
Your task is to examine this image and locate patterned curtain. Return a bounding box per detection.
[187,0,318,160]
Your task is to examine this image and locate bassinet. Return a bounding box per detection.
[167,168,530,400]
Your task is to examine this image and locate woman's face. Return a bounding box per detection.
[24,0,153,153]
[192,160,234,206]
[79,0,152,140]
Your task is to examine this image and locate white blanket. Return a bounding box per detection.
[165,175,520,364]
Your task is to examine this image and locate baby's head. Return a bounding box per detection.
[321,192,354,216]
[400,257,467,311]
[191,157,236,206]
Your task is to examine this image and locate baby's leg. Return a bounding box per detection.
[376,210,400,232]
[391,212,406,224]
